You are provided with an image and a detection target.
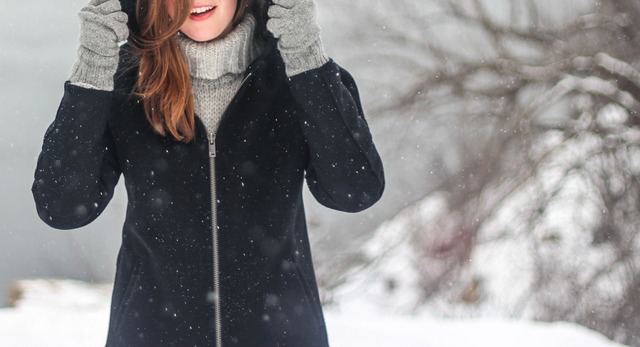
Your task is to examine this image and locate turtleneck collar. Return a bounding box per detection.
[175,14,257,81]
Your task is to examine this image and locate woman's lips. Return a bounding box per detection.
[189,6,216,21]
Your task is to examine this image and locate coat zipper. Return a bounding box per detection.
[207,71,253,347]
[208,134,222,347]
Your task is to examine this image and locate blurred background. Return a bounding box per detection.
[2,0,640,346]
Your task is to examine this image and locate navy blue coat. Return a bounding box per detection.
[32,3,384,347]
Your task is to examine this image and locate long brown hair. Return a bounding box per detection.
[131,0,255,143]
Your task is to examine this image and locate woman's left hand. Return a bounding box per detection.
[267,0,329,76]
[267,0,320,51]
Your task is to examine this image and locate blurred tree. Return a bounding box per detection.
[327,0,640,345]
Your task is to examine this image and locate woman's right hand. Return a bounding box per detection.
[68,0,129,91]
[78,0,128,57]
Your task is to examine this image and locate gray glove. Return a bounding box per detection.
[68,0,128,91]
[267,0,329,77]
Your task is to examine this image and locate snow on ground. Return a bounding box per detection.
[0,279,629,347]
[327,313,627,347]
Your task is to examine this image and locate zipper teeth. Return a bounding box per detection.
[209,135,222,347]
[208,71,252,347]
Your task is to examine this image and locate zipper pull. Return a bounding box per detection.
[209,133,216,158]
[241,72,252,86]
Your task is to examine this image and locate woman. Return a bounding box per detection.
[32,0,384,346]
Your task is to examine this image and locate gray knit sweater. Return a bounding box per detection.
[175,15,258,135]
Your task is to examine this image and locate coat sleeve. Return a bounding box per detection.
[288,60,385,213]
[31,82,121,230]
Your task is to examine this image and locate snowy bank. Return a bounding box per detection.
[0,279,629,347]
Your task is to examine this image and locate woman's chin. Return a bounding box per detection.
[183,27,237,42]
[180,30,222,42]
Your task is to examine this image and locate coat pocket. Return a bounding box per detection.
[112,258,142,329]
